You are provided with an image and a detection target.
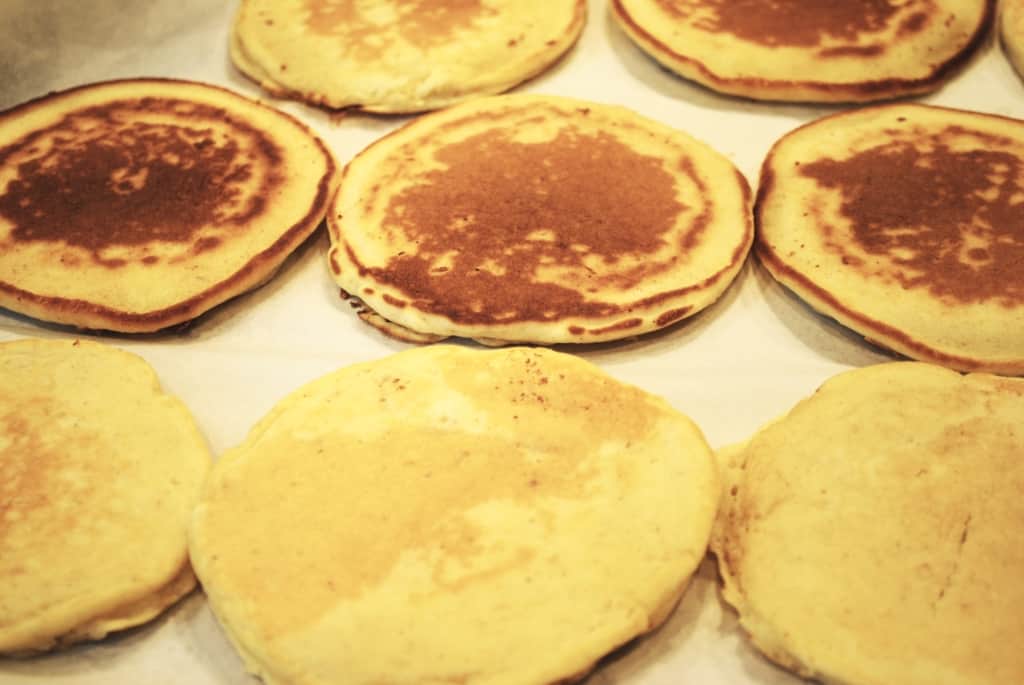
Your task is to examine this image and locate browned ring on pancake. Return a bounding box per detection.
[612,0,995,103]
[327,94,753,345]
[755,103,1024,375]
[0,78,336,333]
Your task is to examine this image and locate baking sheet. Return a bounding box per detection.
[0,1,1020,683]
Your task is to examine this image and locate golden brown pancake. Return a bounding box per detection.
[230,0,587,113]
[327,94,753,345]
[712,362,1024,685]
[190,345,720,685]
[0,338,211,655]
[612,0,993,102]
[1001,0,1024,78]
[756,103,1024,375]
[0,78,336,333]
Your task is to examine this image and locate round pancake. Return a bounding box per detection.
[230,0,586,114]
[612,0,993,102]
[0,78,336,333]
[711,362,1024,685]
[0,338,211,655]
[755,103,1024,375]
[1001,0,1024,78]
[327,94,753,345]
[190,345,719,685]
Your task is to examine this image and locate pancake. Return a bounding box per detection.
[711,362,1024,685]
[612,0,993,102]
[0,78,336,333]
[189,345,719,685]
[230,0,586,114]
[1001,0,1024,78]
[0,338,211,655]
[327,94,753,345]
[755,103,1024,375]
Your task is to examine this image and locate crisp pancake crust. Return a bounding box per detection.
[328,94,752,345]
[612,0,993,102]
[712,362,1024,685]
[0,78,335,333]
[756,103,1024,375]
[0,338,211,655]
[231,0,586,113]
[190,345,719,685]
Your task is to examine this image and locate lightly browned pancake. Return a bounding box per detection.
[612,0,994,102]
[712,362,1024,685]
[189,345,720,685]
[756,103,1024,375]
[231,0,587,114]
[0,78,336,333]
[327,94,753,345]
[0,338,211,655]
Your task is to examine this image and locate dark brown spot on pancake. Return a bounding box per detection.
[304,0,496,59]
[0,98,284,265]
[359,127,706,325]
[382,293,407,308]
[193,236,222,254]
[588,317,642,335]
[658,0,924,48]
[799,126,1024,306]
[818,44,884,58]
[655,305,693,326]
[900,11,928,35]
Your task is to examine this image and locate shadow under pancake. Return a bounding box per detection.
[752,257,901,368]
[565,253,754,363]
[0,588,202,676]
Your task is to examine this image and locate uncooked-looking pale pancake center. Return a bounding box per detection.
[356,127,706,325]
[799,126,1024,307]
[0,98,285,269]
[658,0,930,53]
[301,0,497,59]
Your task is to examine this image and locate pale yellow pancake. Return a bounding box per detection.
[712,362,1024,685]
[328,94,753,345]
[756,103,1024,375]
[231,0,586,113]
[0,78,336,333]
[190,345,719,685]
[1001,0,1024,77]
[612,0,993,102]
[0,338,211,655]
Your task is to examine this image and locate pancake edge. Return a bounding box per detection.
[610,0,995,103]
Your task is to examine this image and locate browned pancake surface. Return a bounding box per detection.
[755,104,1024,374]
[0,79,335,333]
[613,0,994,102]
[329,95,752,344]
[1,98,282,264]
